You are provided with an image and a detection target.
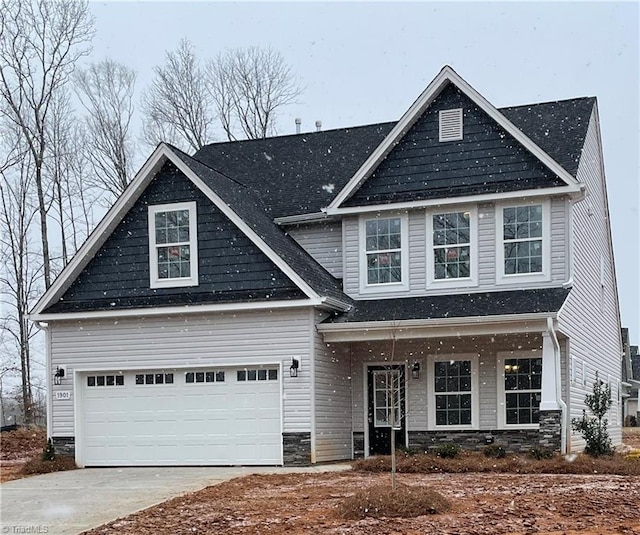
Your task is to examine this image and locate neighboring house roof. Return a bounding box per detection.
[632,346,640,381]
[323,288,571,323]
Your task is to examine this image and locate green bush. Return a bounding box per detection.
[433,443,460,459]
[483,445,506,458]
[571,372,613,457]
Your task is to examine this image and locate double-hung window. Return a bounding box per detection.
[497,202,549,283]
[429,355,478,429]
[428,209,476,287]
[363,216,406,288]
[498,353,542,427]
[148,202,198,288]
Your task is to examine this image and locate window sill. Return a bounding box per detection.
[496,272,550,285]
[359,282,409,295]
[150,277,199,289]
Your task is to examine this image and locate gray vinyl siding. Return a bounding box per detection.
[49,308,313,437]
[313,322,352,462]
[287,222,343,278]
[557,108,623,450]
[343,199,569,299]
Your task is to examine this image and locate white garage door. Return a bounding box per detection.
[80,366,282,466]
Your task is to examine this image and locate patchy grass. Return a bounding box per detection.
[353,450,640,476]
[20,454,77,475]
[339,483,451,519]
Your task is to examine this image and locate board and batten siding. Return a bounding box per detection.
[312,314,352,462]
[343,199,569,299]
[49,308,314,437]
[557,108,623,450]
[287,221,343,278]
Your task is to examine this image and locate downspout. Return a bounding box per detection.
[35,321,52,439]
[547,317,568,454]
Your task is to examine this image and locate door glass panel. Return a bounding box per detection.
[373,369,401,428]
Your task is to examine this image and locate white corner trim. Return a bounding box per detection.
[326,65,581,212]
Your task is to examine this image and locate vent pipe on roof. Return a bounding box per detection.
[295,118,301,134]
[315,120,322,132]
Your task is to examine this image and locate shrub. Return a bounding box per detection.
[571,372,613,456]
[528,447,555,460]
[433,443,460,459]
[42,438,55,461]
[339,484,451,519]
[483,445,506,459]
[21,455,76,475]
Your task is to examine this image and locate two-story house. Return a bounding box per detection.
[31,66,623,466]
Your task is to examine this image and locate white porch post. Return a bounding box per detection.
[539,331,560,410]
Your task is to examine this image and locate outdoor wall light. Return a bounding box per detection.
[290,358,299,377]
[54,366,65,385]
[411,361,420,379]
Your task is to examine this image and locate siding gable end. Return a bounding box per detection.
[44,162,305,313]
[344,84,566,207]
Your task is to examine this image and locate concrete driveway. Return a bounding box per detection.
[0,464,350,535]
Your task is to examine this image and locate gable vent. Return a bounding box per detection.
[439,108,463,142]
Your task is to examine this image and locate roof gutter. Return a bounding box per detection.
[274,212,335,225]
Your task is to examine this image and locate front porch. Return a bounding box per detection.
[319,317,567,458]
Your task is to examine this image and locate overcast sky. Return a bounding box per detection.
[87,1,639,343]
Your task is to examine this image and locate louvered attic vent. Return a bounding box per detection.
[439,108,463,142]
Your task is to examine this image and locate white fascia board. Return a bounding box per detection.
[325,186,583,217]
[317,313,553,343]
[274,212,333,225]
[30,298,325,322]
[31,144,174,316]
[327,65,581,212]
[168,152,320,301]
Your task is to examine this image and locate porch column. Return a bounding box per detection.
[539,331,560,410]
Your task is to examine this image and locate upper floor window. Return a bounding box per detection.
[427,208,477,288]
[364,217,403,286]
[497,201,550,284]
[439,108,463,142]
[148,202,198,288]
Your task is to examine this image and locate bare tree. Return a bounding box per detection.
[0,0,94,289]
[0,139,43,425]
[75,59,136,196]
[207,46,303,141]
[141,39,214,152]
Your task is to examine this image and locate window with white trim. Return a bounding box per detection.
[364,217,403,285]
[497,202,550,283]
[502,356,542,425]
[432,211,472,280]
[148,202,198,288]
[429,355,478,429]
[439,108,463,142]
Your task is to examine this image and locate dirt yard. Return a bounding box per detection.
[84,471,640,535]
[0,426,46,482]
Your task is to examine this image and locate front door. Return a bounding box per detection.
[367,365,406,455]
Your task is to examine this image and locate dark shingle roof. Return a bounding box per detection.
[501,97,596,177]
[632,346,640,381]
[323,288,571,323]
[192,98,594,218]
[170,146,351,306]
[193,123,394,219]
